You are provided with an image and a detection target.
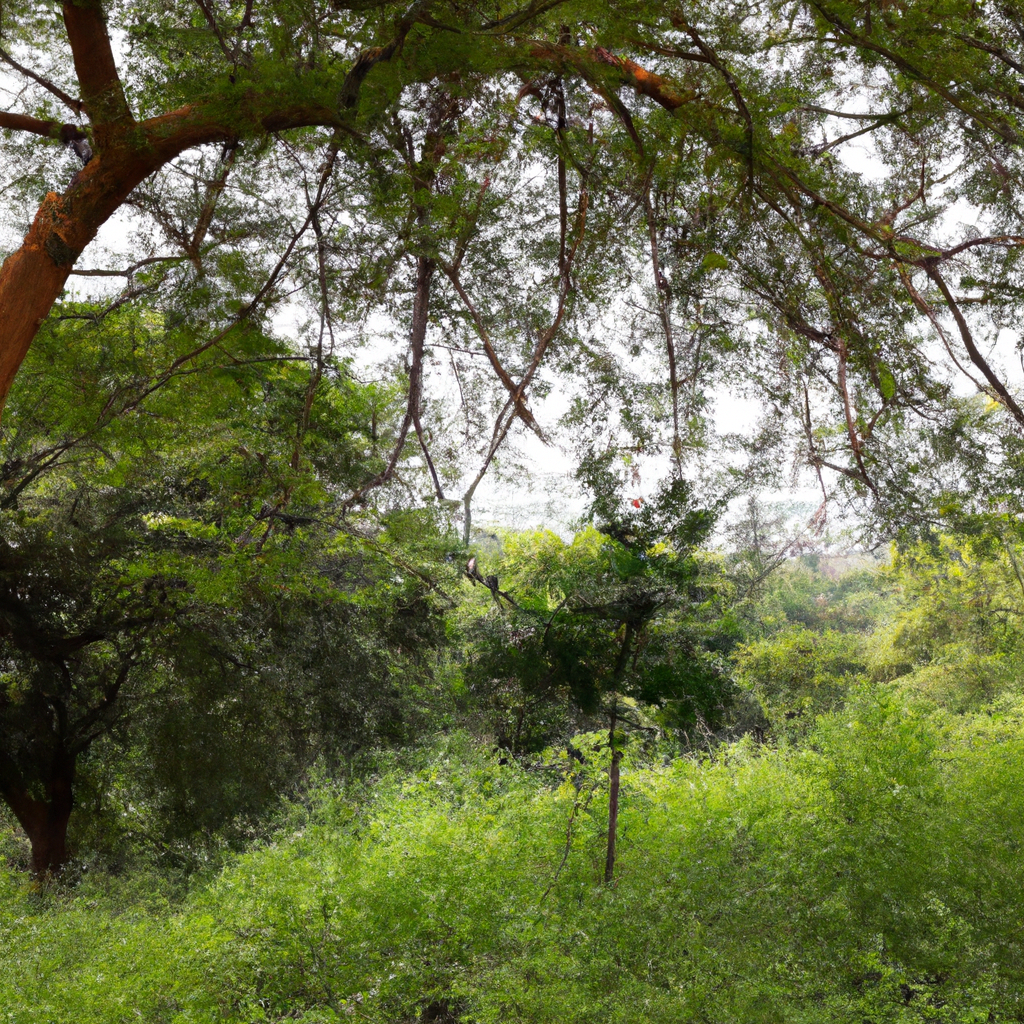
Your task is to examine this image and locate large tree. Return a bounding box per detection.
[3,11,1024,870]
[0,299,452,874]
[4,2,1022,522]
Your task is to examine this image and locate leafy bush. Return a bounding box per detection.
[735,623,866,731]
[2,709,1023,1022]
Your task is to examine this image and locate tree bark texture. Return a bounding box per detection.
[604,704,621,884]
[0,748,76,876]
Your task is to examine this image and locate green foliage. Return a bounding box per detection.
[734,530,1024,732]
[0,304,455,869]
[3,4,1024,1015]
[723,549,889,735]
[867,532,1024,713]
[3,705,1024,1022]
[461,505,737,752]
[736,623,867,731]
[6,0,1024,538]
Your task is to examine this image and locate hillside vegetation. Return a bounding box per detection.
[4,544,1024,1023]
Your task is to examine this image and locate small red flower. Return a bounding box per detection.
[632,498,642,508]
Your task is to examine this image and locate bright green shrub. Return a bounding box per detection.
[2,713,1023,1023]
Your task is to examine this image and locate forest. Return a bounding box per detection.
[2,0,1024,1021]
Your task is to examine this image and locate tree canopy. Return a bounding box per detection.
[3,1,1024,528]
[0,298,454,872]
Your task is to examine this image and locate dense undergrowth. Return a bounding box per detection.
[3,684,1023,1023]
[6,533,1024,1022]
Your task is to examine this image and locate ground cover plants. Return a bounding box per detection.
[3,686,1024,1023]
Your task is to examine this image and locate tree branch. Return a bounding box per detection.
[0,46,83,114]
[809,1,1020,143]
[0,111,60,137]
[923,261,1024,426]
[61,0,133,129]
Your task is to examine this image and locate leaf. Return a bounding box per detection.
[702,252,729,272]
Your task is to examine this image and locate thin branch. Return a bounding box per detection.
[117,205,320,415]
[799,103,908,122]
[481,0,571,33]
[69,255,187,277]
[69,646,142,755]
[834,340,877,494]
[437,259,548,440]
[806,114,901,156]
[461,395,518,545]
[939,234,1024,259]
[897,263,990,394]
[951,31,1024,73]
[193,0,234,59]
[0,46,82,113]
[923,261,1024,426]
[808,1,1020,144]
[670,13,752,175]
[188,143,238,266]
[643,186,682,475]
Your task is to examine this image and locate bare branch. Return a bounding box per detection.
[193,0,234,59]
[0,46,82,114]
[69,255,187,277]
[799,103,908,122]
[437,259,548,441]
[805,114,901,156]
[940,234,1024,259]
[188,145,238,267]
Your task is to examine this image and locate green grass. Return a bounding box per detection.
[3,690,1023,1023]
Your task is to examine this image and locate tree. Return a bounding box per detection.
[4,2,1023,527]
[0,301,453,874]
[465,480,736,881]
[735,623,866,734]
[0,1,682,434]
[5,0,1024,867]
[865,529,1024,711]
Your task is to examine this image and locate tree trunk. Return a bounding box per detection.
[0,156,158,412]
[604,704,621,884]
[0,749,76,876]
[0,203,78,408]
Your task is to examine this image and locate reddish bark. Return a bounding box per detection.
[0,0,351,414]
[593,46,696,110]
[60,0,132,135]
[0,150,163,409]
[0,99,342,413]
[0,111,61,136]
[0,0,688,414]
